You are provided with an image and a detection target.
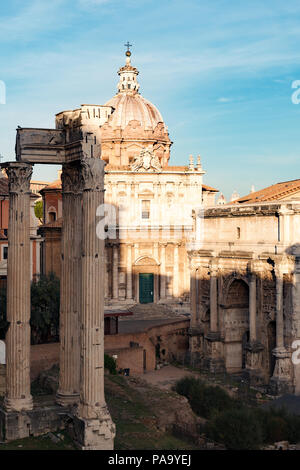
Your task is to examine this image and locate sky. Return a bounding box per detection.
[1,0,300,199]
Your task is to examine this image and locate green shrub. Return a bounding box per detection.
[206,407,263,450]
[175,376,235,419]
[30,273,60,344]
[255,407,300,444]
[104,354,117,375]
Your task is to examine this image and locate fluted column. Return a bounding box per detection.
[269,260,292,394]
[190,267,198,327]
[126,244,132,300]
[160,243,166,300]
[4,162,33,412]
[75,158,115,450]
[56,163,82,407]
[104,247,109,300]
[275,266,284,350]
[173,243,179,298]
[209,261,218,333]
[249,272,257,343]
[112,244,119,300]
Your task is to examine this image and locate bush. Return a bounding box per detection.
[206,407,263,450]
[30,273,60,344]
[104,354,117,375]
[175,376,235,419]
[255,407,300,444]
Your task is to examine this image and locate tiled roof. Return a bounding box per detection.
[233,179,300,204]
[39,217,63,228]
[202,183,219,192]
[40,179,61,191]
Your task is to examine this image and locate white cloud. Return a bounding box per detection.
[0,0,67,42]
[217,97,231,103]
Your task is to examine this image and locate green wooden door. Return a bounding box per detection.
[139,273,154,304]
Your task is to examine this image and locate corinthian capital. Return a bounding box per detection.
[80,158,105,191]
[4,162,33,194]
[62,162,83,194]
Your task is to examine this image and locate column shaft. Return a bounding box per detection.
[210,265,218,332]
[126,244,132,300]
[78,159,106,419]
[276,270,284,349]
[249,274,257,343]
[173,244,179,298]
[4,163,33,412]
[160,244,166,300]
[112,245,119,300]
[190,267,198,327]
[57,164,82,406]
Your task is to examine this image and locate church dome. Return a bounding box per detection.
[105,93,165,132]
[100,48,172,167]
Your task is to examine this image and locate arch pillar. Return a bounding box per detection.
[204,258,224,373]
[243,260,265,386]
[269,258,293,395]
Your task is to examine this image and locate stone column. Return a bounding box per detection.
[173,243,179,298]
[244,262,264,386]
[249,272,257,343]
[160,243,166,300]
[189,262,203,368]
[112,244,119,300]
[209,261,218,333]
[4,162,33,412]
[74,158,115,450]
[275,266,284,350]
[204,259,224,373]
[190,266,198,328]
[104,247,109,300]
[126,244,132,300]
[269,261,292,395]
[56,163,82,407]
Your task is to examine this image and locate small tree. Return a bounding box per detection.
[30,272,60,344]
[34,200,43,223]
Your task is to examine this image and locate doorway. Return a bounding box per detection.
[139,273,154,304]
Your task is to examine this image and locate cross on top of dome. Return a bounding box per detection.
[117,42,140,94]
[124,41,132,57]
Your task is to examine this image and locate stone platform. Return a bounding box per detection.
[0,396,70,442]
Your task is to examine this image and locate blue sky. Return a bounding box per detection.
[1,0,300,198]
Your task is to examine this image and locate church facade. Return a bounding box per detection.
[39,50,218,308]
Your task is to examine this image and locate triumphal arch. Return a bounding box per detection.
[0,106,115,449]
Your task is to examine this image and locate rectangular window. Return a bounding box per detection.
[141,200,150,219]
[2,246,8,260]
